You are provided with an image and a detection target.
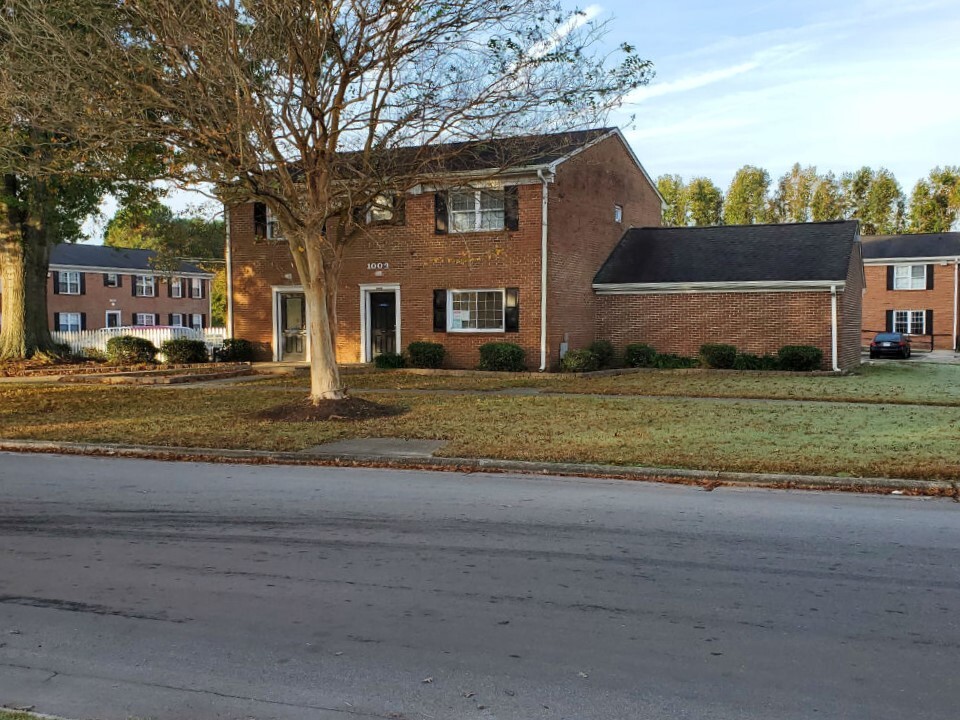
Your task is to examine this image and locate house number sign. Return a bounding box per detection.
[367,262,390,271]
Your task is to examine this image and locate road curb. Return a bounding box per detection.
[0,438,955,496]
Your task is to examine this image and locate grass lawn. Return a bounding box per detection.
[253,362,960,406]
[2,383,958,479]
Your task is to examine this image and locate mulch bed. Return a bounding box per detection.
[253,396,404,422]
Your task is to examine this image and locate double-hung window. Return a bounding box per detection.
[104,273,119,288]
[170,313,184,327]
[135,275,155,297]
[448,289,504,332]
[893,310,925,334]
[191,277,204,299]
[191,313,204,329]
[449,189,505,233]
[893,265,926,290]
[135,313,156,327]
[59,271,81,295]
[266,208,284,240]
[57,312,82,332]
[171,278,183,298]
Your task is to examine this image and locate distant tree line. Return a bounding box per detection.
[657,165,960,235]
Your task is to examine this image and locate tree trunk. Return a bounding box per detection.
[303,274,346,401]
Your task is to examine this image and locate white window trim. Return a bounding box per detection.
[893,309,926,334]
[135,313,156,327]
[447,288,506,333]
[448,188,505,233]
[135,275,155,297]
[614,204,624,223]
[266,208,284,240]
[191,313,204,329]
[191,277,204,299]
[59,271,81,295]
[366,194,395,224]
[171,277,183,298]
[893,264,927,291]
[105,310,121,328]
[105,273,119,288]
[58,312,82,332]
[170,313,184,327]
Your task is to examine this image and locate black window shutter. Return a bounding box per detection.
[80,312,87,330]
[155,313,161,326]
[53,312,60,330]
[505,288,520,332]
[79,273,86,295]
[434,192,448,234]
[167,278,173,298]
[885,310,894,332]
[433,289,447,332]
[103,273,110,287]
[117,274,123,288]
[253,202,267,237]
[393,194,406,225]
[926,309,933,335]
[926,265,935,290]
[168,313,174,325]
[886,266,894,290]
[132,277,138,297]
[504,186,519,231]
[188,278,194,298]
[53,273,60,294]
[201,314,206,329]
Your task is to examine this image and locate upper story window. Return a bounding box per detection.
[449,189,505,233]
[614,204,624,223]
[366,193,404,225]
[104,273,119,288]
[191,277,204,299]
[135,275,155,297]
[893,265,927,290]
[171,278,183,298]
[58,271,81,295]
[266,208,284,240]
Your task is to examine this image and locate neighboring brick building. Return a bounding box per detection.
[0,244,214,332]
[861,233,960,351]
[227,128,664,368]
[593,222,864,371]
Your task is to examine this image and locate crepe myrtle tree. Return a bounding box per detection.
[4,0,652,400]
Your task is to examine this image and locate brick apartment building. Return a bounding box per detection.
[227,128,863,371]
[7,244,214,332]
[861,233,960,351]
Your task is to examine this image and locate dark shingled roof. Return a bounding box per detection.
[861,232,960,259]
[594,221,860,285]
[50,244,209,275]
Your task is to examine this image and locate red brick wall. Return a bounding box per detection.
[229,184,544,367]
[595,291,838,368]
[547,135,662,367]
[39,272,211,329]
[862,262,959,350]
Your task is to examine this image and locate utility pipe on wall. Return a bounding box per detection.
[537,169,549,371]
[953,258,958,352]
[830,284,840,371]
[224,205,234,339]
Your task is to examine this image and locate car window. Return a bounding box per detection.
[874,333,901,341]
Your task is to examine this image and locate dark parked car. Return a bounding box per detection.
[869,332,912,359]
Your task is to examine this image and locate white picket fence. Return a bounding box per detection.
[53,327,228,359]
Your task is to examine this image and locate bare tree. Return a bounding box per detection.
[1,0,651,400]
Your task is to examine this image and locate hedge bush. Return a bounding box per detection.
[105,335,157,364]
[407,341,445,369]
[160,338,208,364]
[586,340,616,369]
[624,343,657,368]
[374,351,405,369]
[653,353,699,369]
[699,343,737,369]
[219,338,255,362]
[478,342,526,372]
[777,345,824,371]
[732,352,781,371]
[560,348,600,373]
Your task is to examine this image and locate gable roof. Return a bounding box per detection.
[50,244,211,276]
[593,221,860,288]
[861,232,960,261]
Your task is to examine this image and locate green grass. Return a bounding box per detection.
[2,383,959,480]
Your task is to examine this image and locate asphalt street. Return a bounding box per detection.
[0,453,958,719]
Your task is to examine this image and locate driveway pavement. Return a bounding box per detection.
[1,454,958,720]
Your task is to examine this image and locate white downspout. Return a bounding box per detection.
[538,169,549,371]
[830,284,840,371]
[953,258,958,353]
[224,204,234,339]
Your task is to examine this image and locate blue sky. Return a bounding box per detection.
[604,0,960,190]
[90,0,959,238]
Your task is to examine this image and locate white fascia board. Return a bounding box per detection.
[412,168,552,194]
[593,280,846,295]
[51,263,214,278]
[863,256,960,265]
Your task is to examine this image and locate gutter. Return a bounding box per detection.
[830,284,840,372]
[954,258,959,352]
[224,204,234,339]
[537,168,549,371]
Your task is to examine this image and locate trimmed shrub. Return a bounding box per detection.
[700,343,737,369]
[586,340,616,369]
[105,335,157,364]
[624,343,657,368]
[733,353,781,371]
[219,338,255,362]
[560,349,600,373]
[407,341,445,369]
[374,351,405,369]
[777,345,824,371]
[653,353,699,369]
[160,338,208,364]
[478,342,526,372]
